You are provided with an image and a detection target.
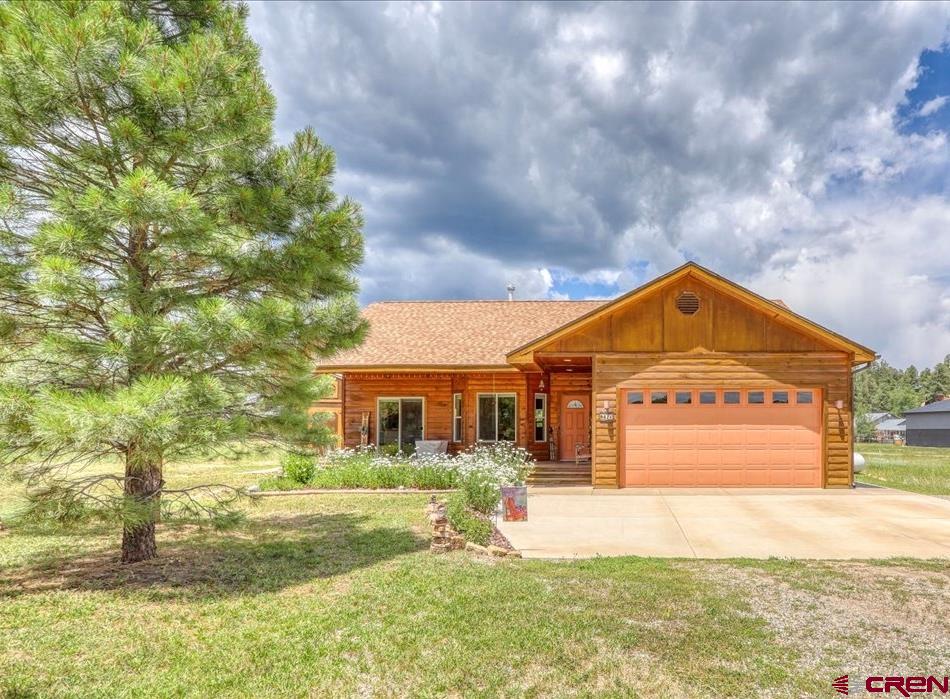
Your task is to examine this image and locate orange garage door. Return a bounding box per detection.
[621,388,821,487]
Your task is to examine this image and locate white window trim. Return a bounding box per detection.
[533,393,547,442]
[476,392,517,442]
[452,392,462,443]
[376,396,425,448]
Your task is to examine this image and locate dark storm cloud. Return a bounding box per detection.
[248,1,950,365]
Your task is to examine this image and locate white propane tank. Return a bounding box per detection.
[853,452,866,473]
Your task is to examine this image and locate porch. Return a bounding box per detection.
[527,460,592,486]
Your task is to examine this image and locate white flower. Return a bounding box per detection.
[315,442,535,485]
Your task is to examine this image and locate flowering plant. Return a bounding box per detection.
[263,442,534,491]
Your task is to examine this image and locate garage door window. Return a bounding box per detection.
[627,388,817,409]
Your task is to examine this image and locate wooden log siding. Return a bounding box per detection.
[342,372,546,454]
[591,352,853,488]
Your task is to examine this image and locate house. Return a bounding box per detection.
[903,397,950,447]
[866,412,896,425]
[859,412,906,443]
[874,417,906,443]
[316,262,876,488]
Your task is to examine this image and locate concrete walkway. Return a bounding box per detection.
[497,485,950,559]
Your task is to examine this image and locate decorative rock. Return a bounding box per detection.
[427,497,462,553]
[465,542,490,556]
[487,545,508,557]
[505,550,522,558]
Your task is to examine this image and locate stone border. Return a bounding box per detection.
[251,488,458,497]
[425,496,522,558]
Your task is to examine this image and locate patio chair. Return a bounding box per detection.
[575,442,591,465]
[415,440,448,455]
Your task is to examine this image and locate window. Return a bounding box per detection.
[566,399,584,409]
[477,393,516,441]
[772,391,789,404]
[675,391,692,405]
[724,391,741,405]
[699,391,716,405]
[534,394,547,442]
[377,398,424,451]
[651,391,668,405]
[627,391,644,405]
[796,390,814,404]
[452,393,462,442]
[748,391,765,404]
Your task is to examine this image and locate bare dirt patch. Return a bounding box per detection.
[690,560,950,681]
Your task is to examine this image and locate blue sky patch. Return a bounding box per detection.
[899,46,950,134]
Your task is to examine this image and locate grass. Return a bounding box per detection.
[855,442,950,496]
[0,457,947,697]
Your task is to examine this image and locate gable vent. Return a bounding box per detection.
[675,291,700,315]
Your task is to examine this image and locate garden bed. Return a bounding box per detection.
[259,444,532,493]
[254,487,457,496]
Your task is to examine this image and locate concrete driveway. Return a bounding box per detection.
[497,485,950,559]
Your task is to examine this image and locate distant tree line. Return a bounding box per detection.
[854,354,950,440]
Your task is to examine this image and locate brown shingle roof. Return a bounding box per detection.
[320,300,606,368]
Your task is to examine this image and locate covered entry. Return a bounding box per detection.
[620,387,822,487]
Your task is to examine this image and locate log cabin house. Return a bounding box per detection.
[315,263,876,488]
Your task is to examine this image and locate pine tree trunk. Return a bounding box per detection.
[121,451,163,564]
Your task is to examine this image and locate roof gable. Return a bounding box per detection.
[507,262,876,363]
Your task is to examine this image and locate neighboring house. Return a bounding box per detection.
[866,412,896,426]
[903,398,950,447]
[859,412,906,443]
[316,262,876,488]
[874,417,906,442]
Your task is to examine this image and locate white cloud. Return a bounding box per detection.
[247,1,950,367]
[918,95,949,117]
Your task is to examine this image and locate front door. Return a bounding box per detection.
[559,393,590,461]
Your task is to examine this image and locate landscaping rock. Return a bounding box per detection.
[487,545,508,557]
[427,498,464,553]
[465,542,490,556]
[505,550,522,558]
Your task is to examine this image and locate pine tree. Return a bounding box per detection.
[0,1,365,562]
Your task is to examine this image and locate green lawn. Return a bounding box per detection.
[1,459,948,698]
[855,442,950,496]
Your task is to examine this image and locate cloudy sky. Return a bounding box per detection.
[247,1,950,368]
